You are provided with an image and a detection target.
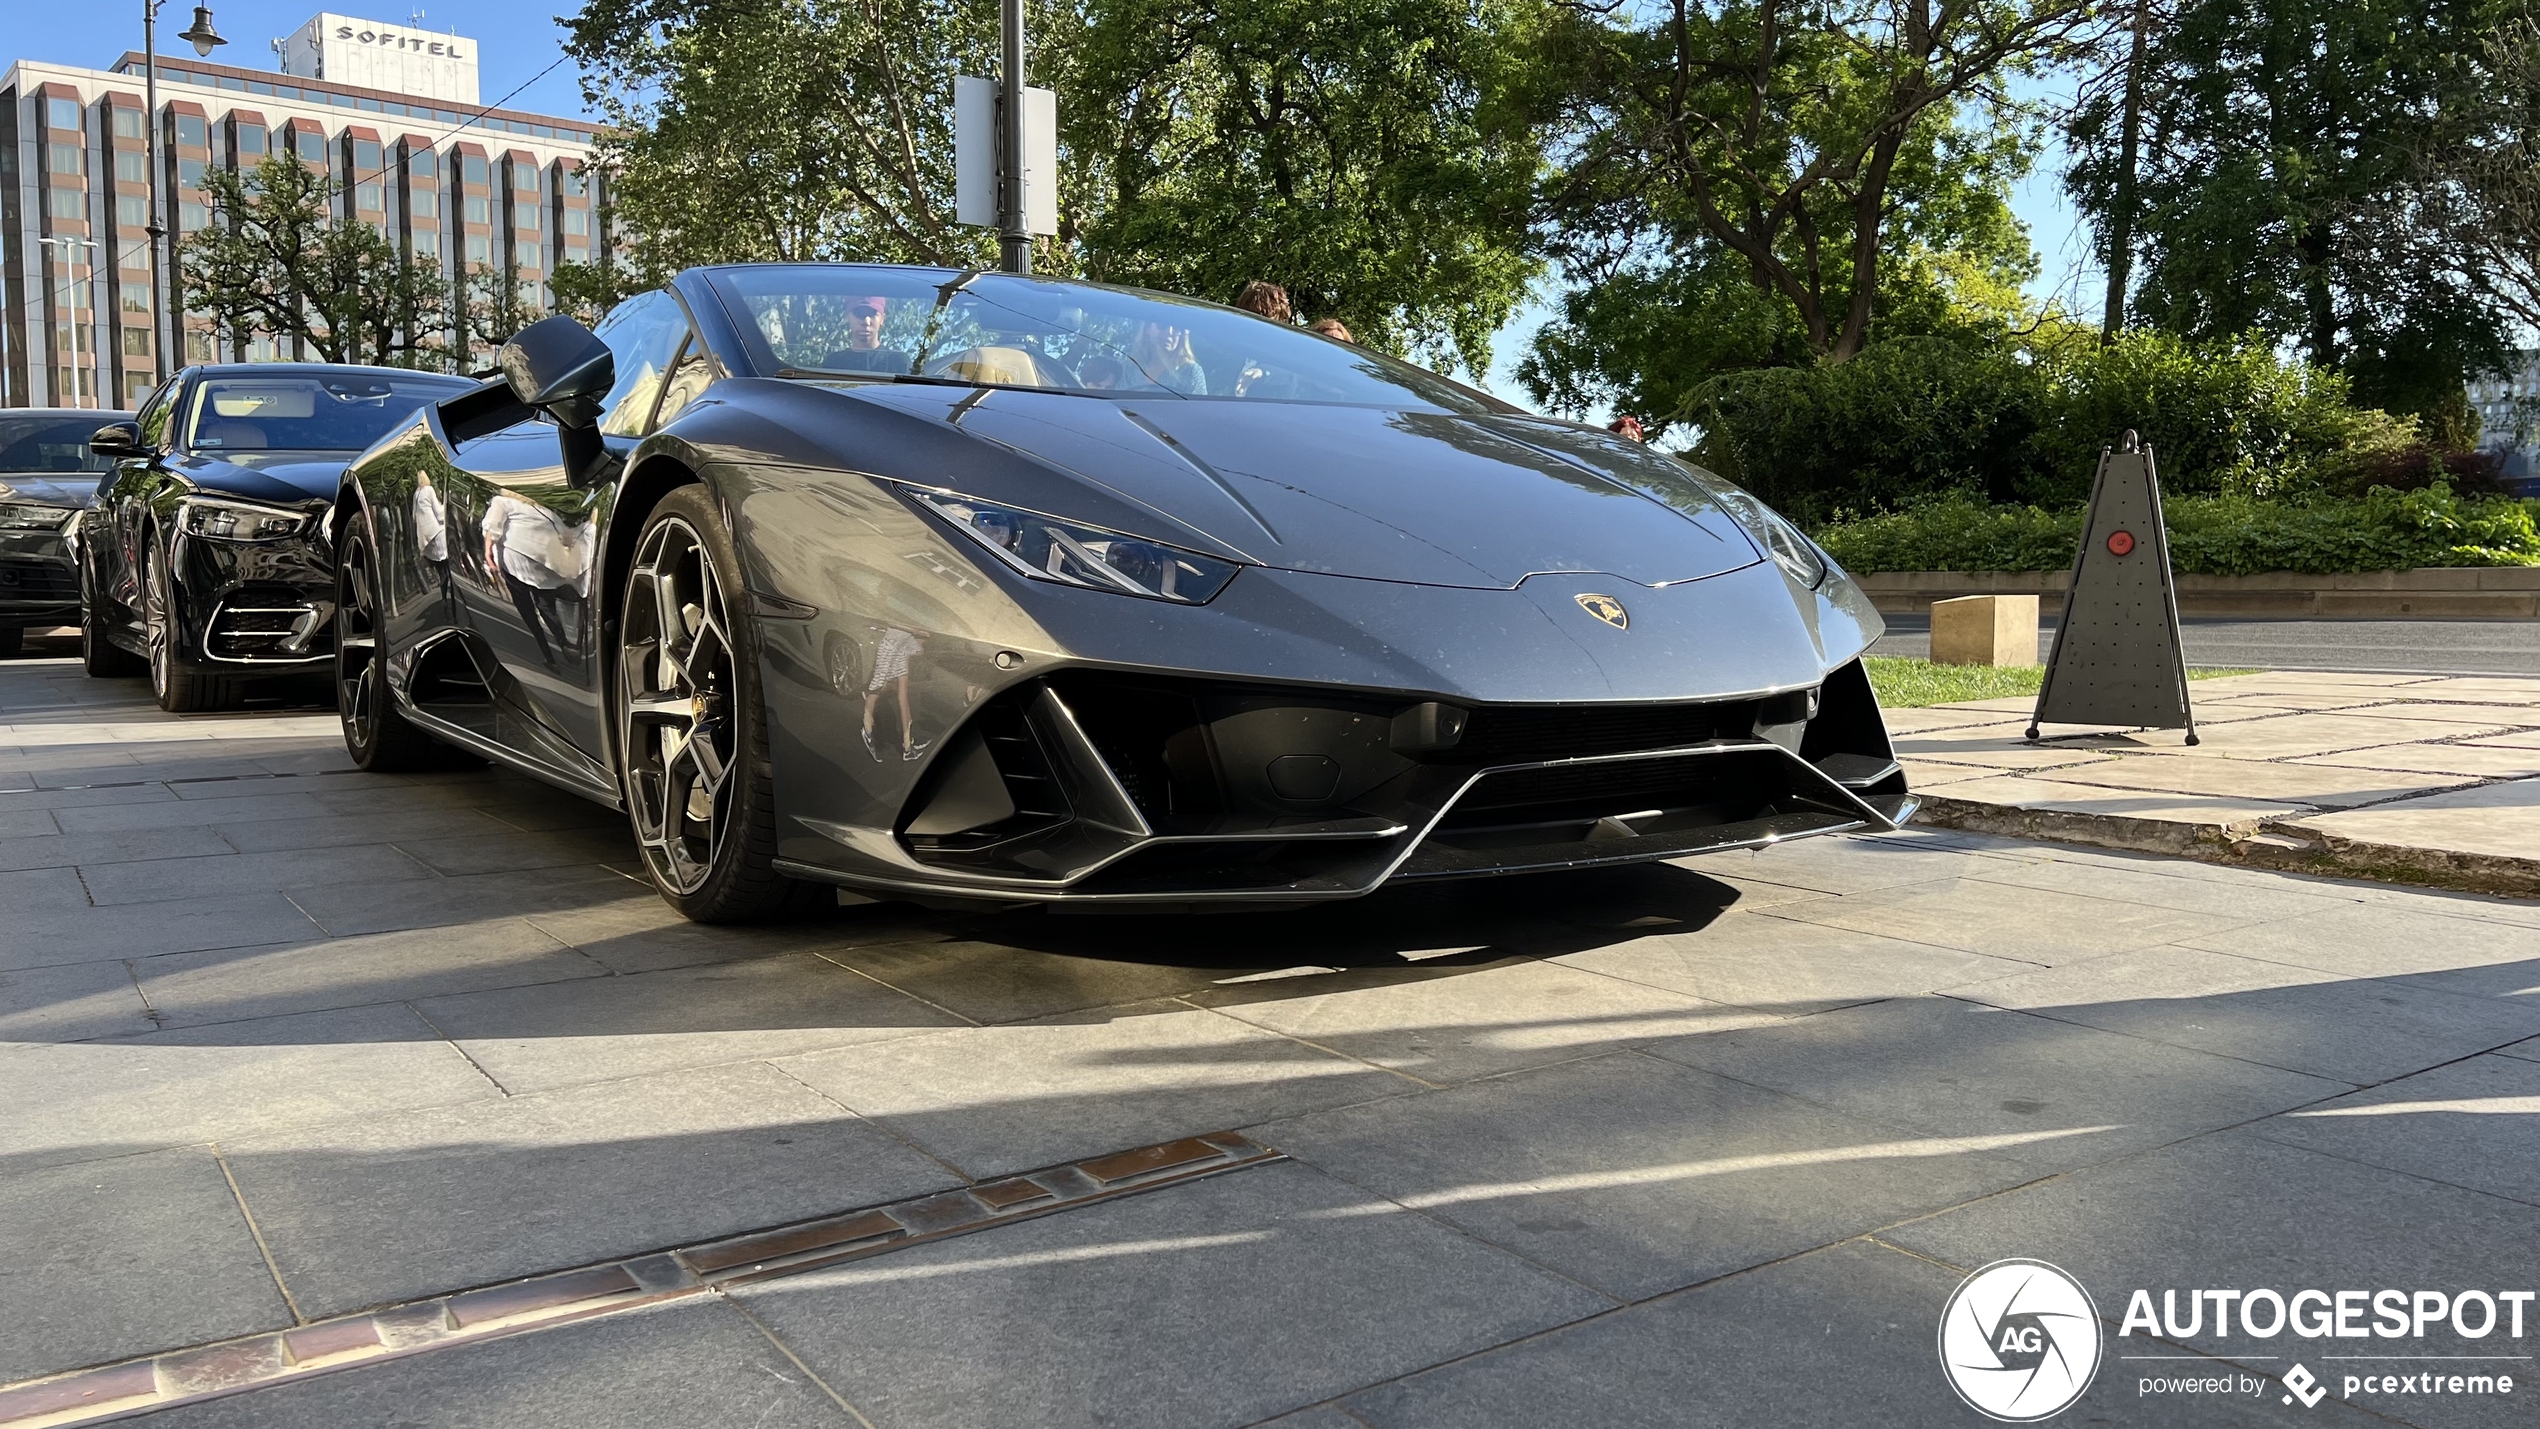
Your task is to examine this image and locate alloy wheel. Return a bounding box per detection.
[336,530,382,750]
[620,515,737,896]
[144,541,173,698]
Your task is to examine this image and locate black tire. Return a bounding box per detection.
[80,554,145,677]
[616,485,800,922]
[335,508,451,771]
[0,627,22,659]
[143,535,234,713]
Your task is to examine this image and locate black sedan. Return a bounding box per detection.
[82,363,478,710]
[332,264,1911,921]
[0,410,120,656]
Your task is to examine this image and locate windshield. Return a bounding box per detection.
[0,416,116,475]
[181,373,475,453]
[704,265,1508,414]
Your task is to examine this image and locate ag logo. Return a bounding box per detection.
[1574,592,1628,630]
[1939,1259,2103,1421]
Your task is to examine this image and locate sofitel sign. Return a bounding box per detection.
[331,25,465,58]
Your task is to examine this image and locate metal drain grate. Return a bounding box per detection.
[0,1132,1281,1428]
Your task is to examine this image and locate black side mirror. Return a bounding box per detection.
[89,421,143,458]
[499,316,615,430]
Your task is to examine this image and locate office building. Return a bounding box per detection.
[2,16,610,409]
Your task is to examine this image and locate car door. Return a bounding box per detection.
[441,291,694,762]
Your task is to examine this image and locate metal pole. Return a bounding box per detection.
[144,0,168,385]
[998,0,1029,275]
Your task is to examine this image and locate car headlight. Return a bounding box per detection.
[0,502,76,533]
[1709,485,1828,589]
[903,487,1241,605]
[180,496,309,543]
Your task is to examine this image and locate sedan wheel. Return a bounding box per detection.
[144,537,229,713]
[618,487,797,920]
[335,510,448,770]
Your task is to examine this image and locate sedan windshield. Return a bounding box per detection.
[705,265,1509,414]
[0,415,117,475]
[181,373,475,453]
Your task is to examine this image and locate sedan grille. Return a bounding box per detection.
[207,597,332,662]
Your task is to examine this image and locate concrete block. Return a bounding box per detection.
[1928,594,2039,667]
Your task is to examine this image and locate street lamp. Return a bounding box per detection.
[144,0,224,386]
[37,236,100,409]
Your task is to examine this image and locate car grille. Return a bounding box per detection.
[0,558,77,604]
[207,598,332,661]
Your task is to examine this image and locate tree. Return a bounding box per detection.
[1538,0,2089,369]
[1064,0,1548,372]
[2433,19,2540,342]
[564,0,1007,286]
[2064,0,2520,423]
[182,155,451,366]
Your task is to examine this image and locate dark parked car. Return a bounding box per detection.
[81,363,478,709]
[0,410,118,657]
[331,264,1913,921]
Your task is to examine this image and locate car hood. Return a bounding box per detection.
[167,451,348,505]
[847,387,1763,590]
[0,477,101,509]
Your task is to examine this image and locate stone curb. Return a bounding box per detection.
[1857,569,2540,619]
[1915,792,2540,898]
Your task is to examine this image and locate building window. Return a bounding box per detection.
[127,371,155,403]
[177,158,206,189]
[411,151,437,178]
[48,143,83,175]
[516,205,540,230]
[411,188,438,218]
[237,124,267,157]
[294,131,325,164]
[122,326,152,356]
[248,333,280,362]
[47,188,84,220]
[461,154,487,185]
[519,245,541,270]
[564,243,588,264]
[563,208,588,236]
[186,330,216,362]
[514,167,539,193]
[562,170,588,197]
[120,244,151,271]
[112,107,143,140]
[121,283,150,313]
[465,234,489,265]
[357,183,382,211]
[115,151,146,183]
[117,195,147,227]
[47,97,81,131]
[412,231,439,258]
[180,201,209,231]
[352,139,383,174]
[175,114,207,147]
[464,195,488,224]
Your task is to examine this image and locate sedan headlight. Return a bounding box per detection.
[179,496,310,543]
[0,502,76,533]
[904,487,1241,605]
[1709,485,1828,589]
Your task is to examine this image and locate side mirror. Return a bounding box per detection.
[499,316,615,430]
[89,422,142,458]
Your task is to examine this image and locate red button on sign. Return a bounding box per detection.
[2107,530,2136,556]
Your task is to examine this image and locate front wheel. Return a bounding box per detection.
[335,509,448,771]
[144,536,233,712]
[616,486,800,922]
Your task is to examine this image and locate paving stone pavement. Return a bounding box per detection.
[3,652,2538,1428]
[1905,670,2540,894]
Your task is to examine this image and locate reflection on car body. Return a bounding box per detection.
[329,263,1915,924]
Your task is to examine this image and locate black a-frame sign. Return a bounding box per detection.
[2026,433,2198,744]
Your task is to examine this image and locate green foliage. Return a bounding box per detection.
[181,156,451,367]
[1065,0,1544,373]
[564,0,1008,286]
[1681,329,2391,522]
[1816,487,2540,575]
[2063,0,2517,423]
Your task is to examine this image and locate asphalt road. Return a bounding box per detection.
[1872,614,2540,675]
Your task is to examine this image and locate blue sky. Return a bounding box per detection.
[15,3,2095,407]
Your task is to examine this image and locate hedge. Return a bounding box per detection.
[1813,486,2540,576]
